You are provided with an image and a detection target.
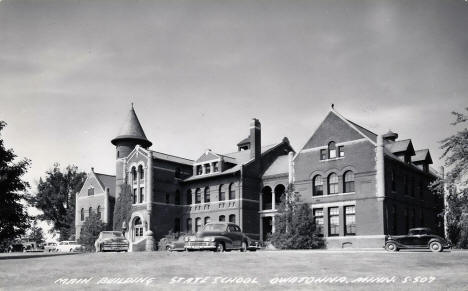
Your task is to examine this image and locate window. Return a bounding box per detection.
[204,187,210,203]
[343,171,355,193]
[165,193,170,204]
[186,189,192,205]
[133,188,137,204]
[219,185,225,201]
[139,187,144,203]
[88,187,94,196]
[274,184,285,207]
[195,217,202,232]
[204,164,211,174]
[262,186,272,210]
[97,206,101,219]
[186,218,192,233]
[138,165,144,180]
[175,190,180,205]
[313,208,324,235]
[80,208,84,221]
[229,183,235,200]
[131,167,137,181]
[195,188,201,204]
[312,175,323,196]
[320,149,327,160]
[204,217,211,225]
[213,162,219,172]
[328,142,337,159]
[338,146,344,157]
[89,207,93,216]
[328,173,339,195]
[391,170,396,192]
[196,165,202,175]
[174,218,180,233]
[134,217,143,238]
[345,206,356,235]
[328,207,339,236]
[229,214,236,223]
[219,215,225,222]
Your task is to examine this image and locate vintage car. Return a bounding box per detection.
[44,242,57,253]
[95,231,129,252]
[185,222,260,252]
[56,241,83,252]
[384,227,451,252]
[165,236,187,252]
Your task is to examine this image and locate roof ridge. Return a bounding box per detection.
[94,173,116,177]
[150,150,194,161]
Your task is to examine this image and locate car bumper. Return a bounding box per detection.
[101,245,129,251]
[185,241,216,250]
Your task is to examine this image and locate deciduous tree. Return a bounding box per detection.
[78,211,106,252]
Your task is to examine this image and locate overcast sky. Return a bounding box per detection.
[1,0,467,193]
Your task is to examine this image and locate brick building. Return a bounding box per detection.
[76,105,442,250]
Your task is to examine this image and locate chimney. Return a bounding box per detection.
[250,118,261,160]
[383,130,398,142]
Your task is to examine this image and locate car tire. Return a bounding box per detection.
[430,241,443,253]
[215,242,225,252]
[166,245,173,252]
[385,242,398,252]
[240,241,247,252]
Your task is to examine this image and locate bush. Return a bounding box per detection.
[269,186,325,249]
[157,231,187,251]
[113,184,133,231]
[78,211,107,252]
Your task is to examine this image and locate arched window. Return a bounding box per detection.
[186,189,192,205]
[97,205,101,219]
[204,217,211,225]
[328,173,338,194]
[175,190,180,205]
[204,187,210,203]
[228,183,235,200]
[138,165,144,180]
[195,217,202,232]
[313,175,323,196]
[80,208,84,221]
[219,184,225,201]
[261,186,272,210]
[131,167,137,182]
[229,214,236,223]
[219,215,225,222]
[133,188,137,204]
[133,217,143,239]
[328,141,337,159]
[139,187,144,203]
[186,218,192,233]
[343,171,355,193]
[195,188,201,204]
[89,207,93,216]
[274,184,285,207]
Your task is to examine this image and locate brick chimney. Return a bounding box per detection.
[250,118,261,160]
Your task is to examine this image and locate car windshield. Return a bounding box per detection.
[203,224,226,232]
[101,232,122,239]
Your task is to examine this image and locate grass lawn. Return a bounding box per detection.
[0,249,467,290]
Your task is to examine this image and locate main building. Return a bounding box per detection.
[76,105,443,250]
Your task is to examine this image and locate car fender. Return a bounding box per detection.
[427,238,443,246]
[211,236,232,248]
[385,239,404,248]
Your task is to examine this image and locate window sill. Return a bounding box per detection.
[312,192,355,198]
[320,157,345,162]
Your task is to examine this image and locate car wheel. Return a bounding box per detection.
[385,242,398,252]
[240,241,247,252]
[215,242,225,252]
[166,245,173,252]
[430,241,443,252]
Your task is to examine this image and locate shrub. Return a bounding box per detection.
[78,211,107,252]
[113,184,133,231]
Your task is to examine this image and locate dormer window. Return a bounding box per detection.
[88,187,94,196]
[196,165,202,175]
[328,142,337,159]
[213,162,219,172]
[204,164,211,174]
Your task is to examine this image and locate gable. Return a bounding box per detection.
[77,173,105,198]
[302,111,367,149]
[196,151,219,163]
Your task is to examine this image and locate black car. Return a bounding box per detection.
[384,227,451,252]
[185,222,260,252]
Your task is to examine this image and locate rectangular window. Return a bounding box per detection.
[213,162,219,172]
[338,146,344,157]
[313,208,324,235]
[345,206,356,235]
[139,188,144,203]
[196,165,202,175]
[320,149,327,160]
[88,188,94,196]
[328,207,339,236]
[133,188,137,204]
[204,164,211,174]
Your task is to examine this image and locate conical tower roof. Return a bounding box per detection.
[111,104,152,148]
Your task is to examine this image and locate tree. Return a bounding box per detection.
[432,108,468,248]
[113,184,133,231]
[0,121,30,244]
[30,164,86,241]
[269,185,325,249]
[27,221,45,245]
[78,211,106,252]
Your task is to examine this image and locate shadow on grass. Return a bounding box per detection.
[0,252,83,260]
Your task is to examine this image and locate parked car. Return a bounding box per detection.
[55,241,83,252]
[95,231,129,252]
[185,222,260,252]
[165,236,187,252]
[44,242,57,253]
[384,227,451,252]
[8,243,24,253]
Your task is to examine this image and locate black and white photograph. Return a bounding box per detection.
[0,0,467,290]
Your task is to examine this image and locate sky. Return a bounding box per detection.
[1,0,467,199]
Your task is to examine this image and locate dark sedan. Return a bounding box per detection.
[384,228,451,252]
[185,222,260,252]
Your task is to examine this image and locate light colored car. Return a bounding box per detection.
[95,231,129,252]
[44,242,57,253]
[55,241,83,252]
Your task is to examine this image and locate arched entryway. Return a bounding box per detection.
[274,184,285,208]
[132,216,144,241]
[261,186,272,210]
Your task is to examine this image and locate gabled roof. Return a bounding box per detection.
[150,150,194,166]
[346,119,378,142]
[195,151,220,163]
[412,149,433,164]
[94,172,116,197]
[224,143,280,164]
[111,104,152,148]
[262,155,289,177]
[385,139,415,155]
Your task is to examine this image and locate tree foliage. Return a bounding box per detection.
[78,211,107,252]
[27,221,45,245]
[113,184,133,231]
[0,121,30,243]
[30,164,86,240]
[269,185,325,249]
